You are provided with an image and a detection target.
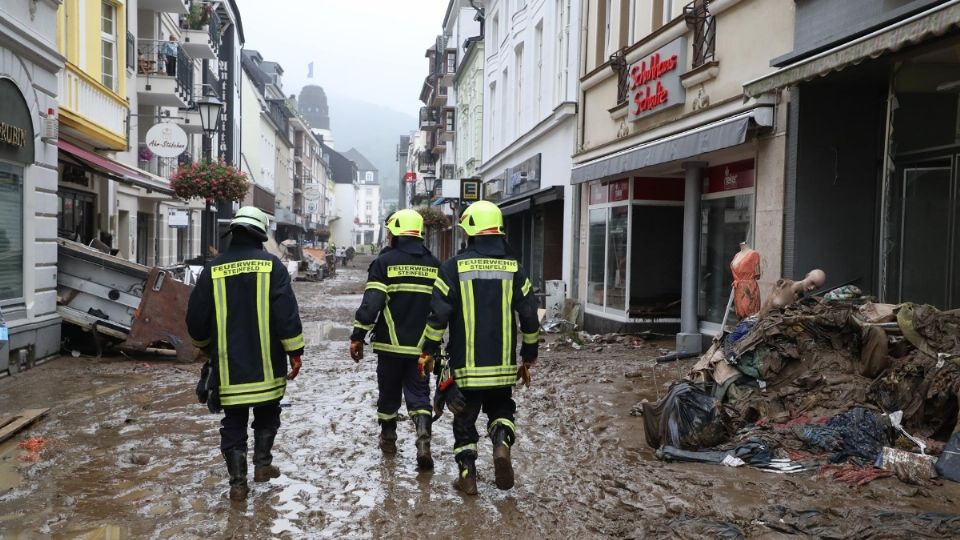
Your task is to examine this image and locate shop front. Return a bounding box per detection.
[580,157,757,337]
[486,153,566,296]
[745,0,960,311]
[0,13,64,371]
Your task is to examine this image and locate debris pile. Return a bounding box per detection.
[643,295,960,485]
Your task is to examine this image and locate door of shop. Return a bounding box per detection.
[889,156,958,308]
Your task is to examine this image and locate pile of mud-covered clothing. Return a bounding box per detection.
[642,298,960,484]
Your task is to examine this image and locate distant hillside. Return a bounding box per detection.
[327,94,417,203]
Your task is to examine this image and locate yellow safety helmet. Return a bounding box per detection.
[458,200,503,236]
[230,206,269,241]
[385,209,424,239]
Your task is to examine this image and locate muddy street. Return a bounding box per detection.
[0,263,959,539]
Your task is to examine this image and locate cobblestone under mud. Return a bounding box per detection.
[0,262,959,538]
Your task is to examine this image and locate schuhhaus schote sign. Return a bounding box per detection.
[145,123,188,158]
[627,37,687,122]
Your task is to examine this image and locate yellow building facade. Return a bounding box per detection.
[56,0,129,150]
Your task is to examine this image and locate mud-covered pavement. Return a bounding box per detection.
[2,261,960,539]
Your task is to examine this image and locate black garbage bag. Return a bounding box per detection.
[642,382,730,450]
[936,433,960,483]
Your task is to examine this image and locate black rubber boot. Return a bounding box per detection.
[413,415,433,470]
[223,446,249,501]
[253,429,281,482]
[453,451,478,496]
[491,426,515,490]
[379,420,398,454]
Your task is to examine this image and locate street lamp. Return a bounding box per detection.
[196,93,223,263]
[196,94,223,138]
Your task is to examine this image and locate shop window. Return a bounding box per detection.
[58,188,96,244]
[630,205,683,316]
[606,206,629,310]
[0,162,23,301]
[698,193,753,324]
[588,209,607,306]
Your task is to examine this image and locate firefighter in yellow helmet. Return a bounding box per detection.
[420,200,540,495]
[186,206,305,501]
[350,209,442,468]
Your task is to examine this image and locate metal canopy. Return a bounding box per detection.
[744,0,960,98]
[571,107,774,185]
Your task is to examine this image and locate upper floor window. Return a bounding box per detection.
[446,50,457,73]
[101,2,118,91]
[445,109,456,132]
[684,0,716,67]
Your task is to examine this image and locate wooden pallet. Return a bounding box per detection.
[0,408,49,444]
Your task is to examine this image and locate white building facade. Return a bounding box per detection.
[478,0,580,294]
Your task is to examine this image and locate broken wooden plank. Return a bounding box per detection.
[0,408,49,444]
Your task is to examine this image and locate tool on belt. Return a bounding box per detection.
[432,355,466,421]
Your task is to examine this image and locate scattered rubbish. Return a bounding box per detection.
[824,285,862,301]
[879,446,937,485]
[655,351,700,364]
[936,433,960,483]
[17,436,48,463]
[541,318,576,334]
[0,409,49,444]
[818,464,892,486]
[888,410,927,455]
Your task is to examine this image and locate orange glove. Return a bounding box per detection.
[287,355,302,380]
[417,353,434,379]
[349,340,364,362]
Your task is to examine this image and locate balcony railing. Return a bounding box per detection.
[419,107,440,129]
[267,99,291,141]
[684,0,716,68]
[138,144,180,179]
[137,39,194,102]
[59,62,128,143]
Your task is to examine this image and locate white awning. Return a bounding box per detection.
[744,0,960,98]
[571,107,774,185]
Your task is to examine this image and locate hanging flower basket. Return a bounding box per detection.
[316,226,331,241]
[416,206,451,230]
[171,160,250,204]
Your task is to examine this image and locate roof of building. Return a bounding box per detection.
[341,148,378,172]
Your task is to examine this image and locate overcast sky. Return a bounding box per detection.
[234,0,449,117]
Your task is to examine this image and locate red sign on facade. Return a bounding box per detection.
[627,37,687,122]
[609,179,630,202]
[703,160,755,194]
[633,178,685,201]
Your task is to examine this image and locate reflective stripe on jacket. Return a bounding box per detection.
[351,237,441,358]
[421,236,539,389]
[186,236,304,407]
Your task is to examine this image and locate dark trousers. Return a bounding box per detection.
[220,403,281,452]
[452,387,516,456]
[376,353,431,422]
[165,55,177,76]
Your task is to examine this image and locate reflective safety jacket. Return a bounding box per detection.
[421,236,540,389]
[352,237,441,358]
[186,235,305,408]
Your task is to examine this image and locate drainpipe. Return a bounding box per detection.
[677,161,706,354]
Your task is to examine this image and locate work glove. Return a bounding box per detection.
[349,340,364,362]
[417,352,434,379]
[287,355,302,380]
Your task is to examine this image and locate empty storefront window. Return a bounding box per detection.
[588,208,607,306]
[0,162,23,301]
[698,193,753,324]
[606,206,629,310]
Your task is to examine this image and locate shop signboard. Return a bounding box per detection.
[0,80,34,163]
[145,123,188,158]
[167,209,188,228]
[633,177,685,201]
[627,37,687,122]
[504,153,541,198]
[703,160,755,193]
[461,178,481,201]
